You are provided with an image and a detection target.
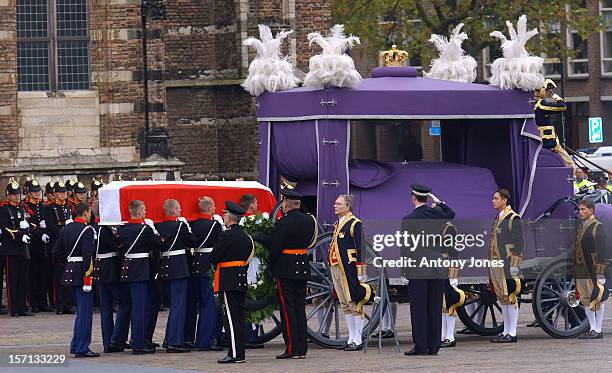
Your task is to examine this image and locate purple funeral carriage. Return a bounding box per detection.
[251,67,611,346]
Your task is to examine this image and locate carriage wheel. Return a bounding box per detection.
[456,284,504,336]
[532,257,589,338]
[306,232,385,348]
[244,295,283,344]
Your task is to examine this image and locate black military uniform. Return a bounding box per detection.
[118,218,163,353]
[52,215,98,357]
[210,201,254,364]
[93,223,131,352]
[46,181,75,314]
[401,184,455,356]
[23,179,52,312]
[269,189,317,359]
[187,213,222,350]
[0,180,32,316]
[156,217,195,352]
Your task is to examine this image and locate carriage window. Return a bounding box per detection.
[349,120,441,162]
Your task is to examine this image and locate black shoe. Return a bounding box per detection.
[489,334,505,343]
[115,341,132,350]
[345,343,363,351]
[104,346,124,353]
[39,307,53,312]
[133,347,156,355]
[276,352,292,359]
[166,345,191,353]
[56,310,63,315]
[441,339,456,348]
[526,320,539,327]
[217,356,245,364]
[321,333,330,339]
[427,351,438,355]
[31,307,39,313]
[245,343,264,349]
[106,343,125,353]
[75,351,100,358]
[456,327,474,335]
[198,345,224,351]
[577,330,601,339]
[183,342,196,349]
[11,313,17,317]
[404,348,427,356]
[64,307,76,314]
[0,307,7,315]
[146,340,160,348]
[19,312,34,316]
[336,341,350,350]
[492,334,517,343]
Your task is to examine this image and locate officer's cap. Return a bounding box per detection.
[54,181,67,193]
[91,178,104,191]
[6,179,21,195]
[65,179,76,191]
[45,181,54,194]
[410,183,431,197]
[74,182,87,194]
[223,200,246,216]
[25,178,42,193]
[281,189,302,201]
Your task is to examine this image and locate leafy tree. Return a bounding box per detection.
[332,0,603,69]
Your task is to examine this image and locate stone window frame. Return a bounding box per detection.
[540,21,562,79]
[565,3,589,77]
[601,0,612,76]
[17,0,91,92]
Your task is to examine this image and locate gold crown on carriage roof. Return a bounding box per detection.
[379,45,409,67]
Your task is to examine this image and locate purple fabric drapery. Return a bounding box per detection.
[258,122,270,187]
[316,119,350,228]
[514,118,545,217]
[270,121,318,181]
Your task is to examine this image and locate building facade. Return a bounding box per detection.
[0,0,330,187]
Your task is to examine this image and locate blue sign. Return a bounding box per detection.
[429,121,441,136]
[589,117,603,144]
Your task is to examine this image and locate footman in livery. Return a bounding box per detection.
[270,189,317,359]
[329,194,373,352]
[440,222,464,348]
[211,201,255,364]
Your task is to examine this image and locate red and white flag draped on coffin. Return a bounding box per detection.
[98,181,277,225]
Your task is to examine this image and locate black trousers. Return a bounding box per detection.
[277,278,308,357]
[5,255,28,315]
[0,255,4,308]
[221,291,246,360]
[146,278,162,343]
[53,259,74,312]
[29,255,50,310]
[408,279,444,354]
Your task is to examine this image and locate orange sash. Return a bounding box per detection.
[281,248,307,255]
[213,261,247,293]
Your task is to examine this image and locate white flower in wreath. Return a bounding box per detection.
[247,256,262,284]
[239,216,246,226]
[262,212,270,219]
[257,279,264,285]
[255,219,262,224]
[248,215,256,220]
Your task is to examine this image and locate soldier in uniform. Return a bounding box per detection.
[440,222,464,348]
[46,181,75,315]
[402,185,455,356]
[45,181,55,205]
[118,200,164,354]
[65,179,76,206]
[52,203,99,357]
[23,178,52,313]
[156,199,195,353]
[71,182,88,214]
[488,188,524,343]
[187,196,223,351]
[91,200,132,353]
[210,201,255,364]
[90,178,103,203]
[534,79,575,170]
[0,179,33,317]
[575,198,608,339]
[329,195,373,352]
[269,189,317,359]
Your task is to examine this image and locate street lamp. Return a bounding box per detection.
[140,0,167,158]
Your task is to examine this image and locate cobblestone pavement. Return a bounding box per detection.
[1,305,610,373]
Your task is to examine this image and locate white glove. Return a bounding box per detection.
[510,266,519,276]
[83,284,92,292]
[429,193,441,204]
[177,217,188,224]
[358,275,367,282]
[111,227,118,235]
[597,275,606,285]
[41,234,50,243]
[65,219,73,225]
[400,276,409,285]
[19,220,29,230]
[22,235,30,244]
[449,278,459,287]
[39,220,47,229]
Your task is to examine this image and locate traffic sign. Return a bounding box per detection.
[589,117,603,144]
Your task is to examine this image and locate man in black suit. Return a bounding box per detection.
[269,189,317,359]
[402,184,455,356]
[596,176,612,204]
[210,201,254,364]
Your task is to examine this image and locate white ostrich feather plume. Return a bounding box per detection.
[488,15,544,91]
[303,24,362,89]
[425,23,477,83]
[242,25,300,96]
